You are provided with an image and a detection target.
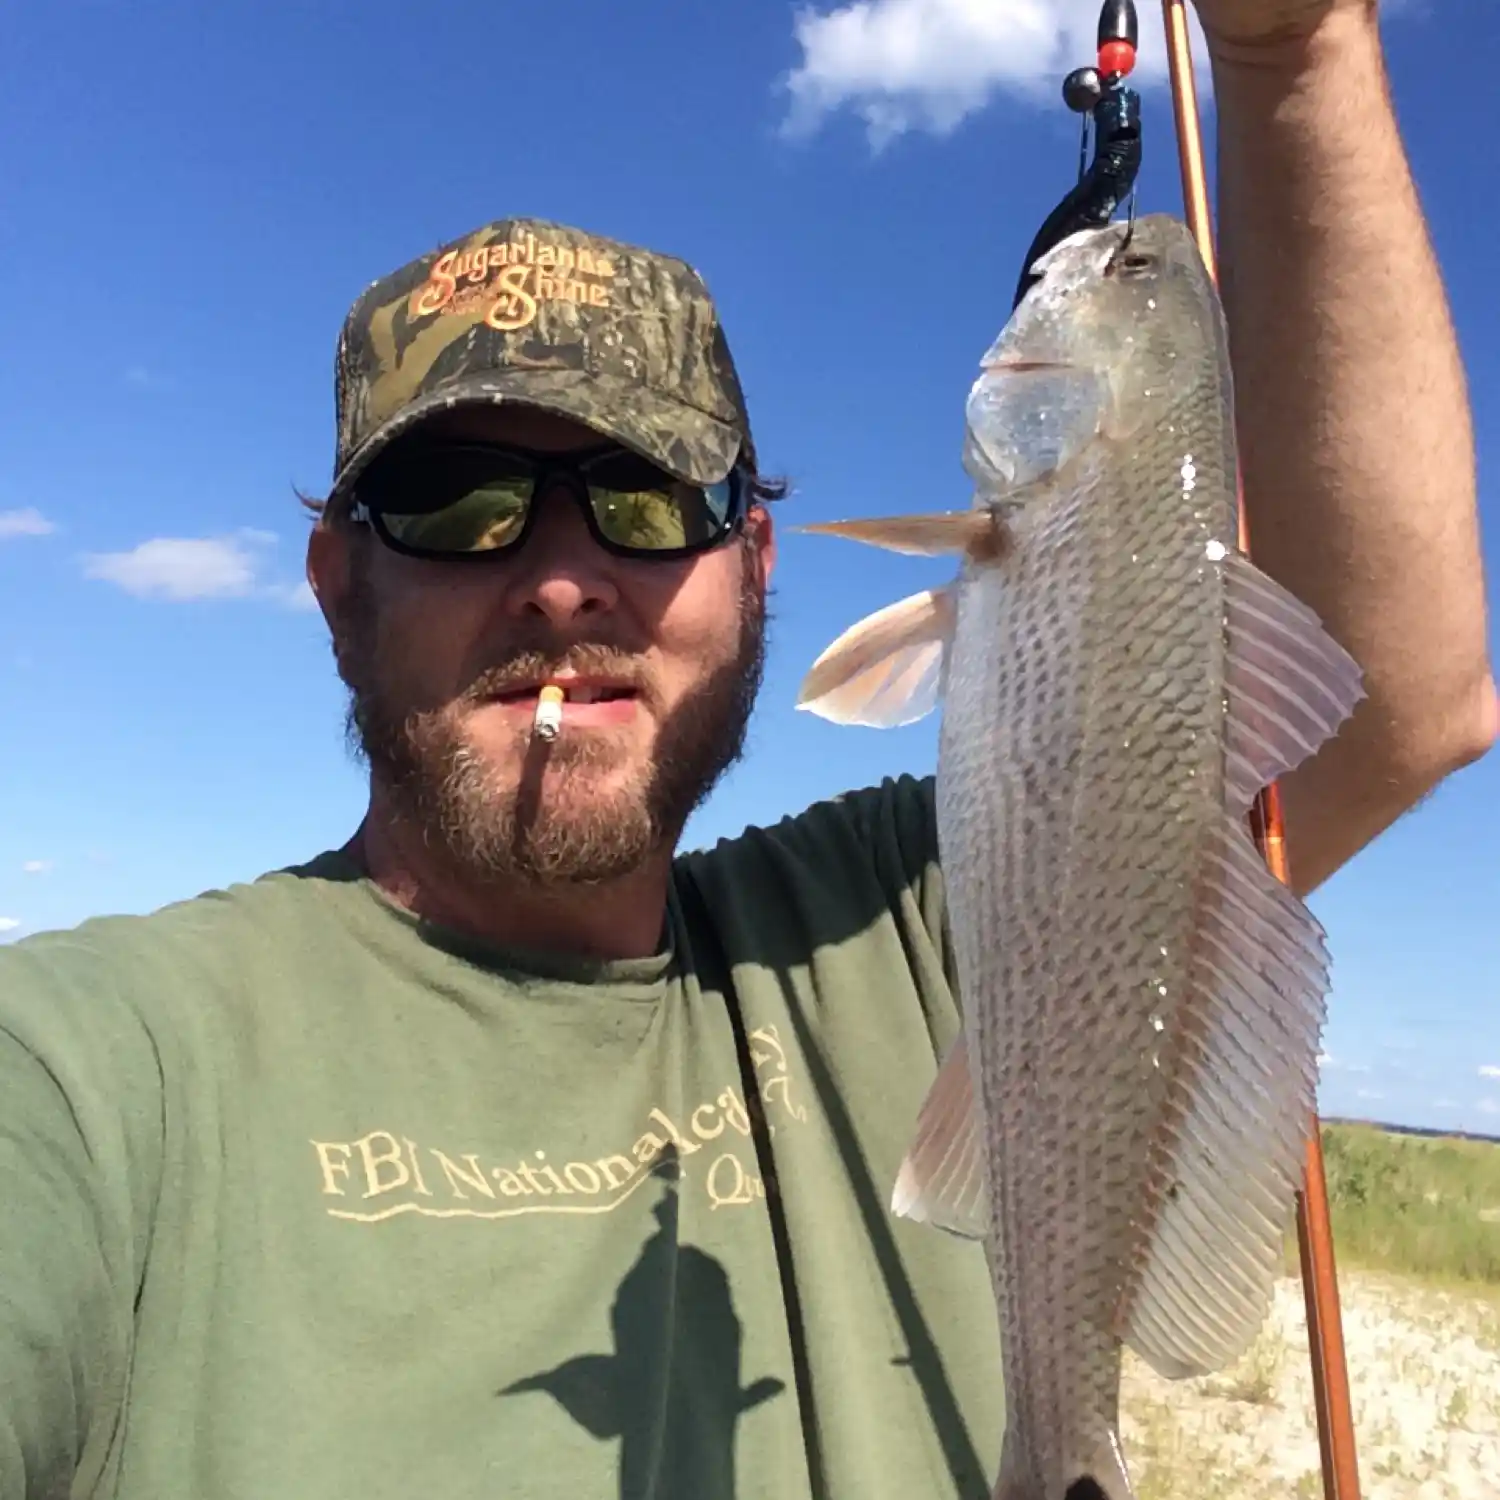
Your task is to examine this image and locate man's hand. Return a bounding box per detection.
[1192,0,1373,55]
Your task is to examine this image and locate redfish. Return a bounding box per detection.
[797,215,1364,1500]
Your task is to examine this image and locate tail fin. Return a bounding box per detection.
[991,1430,1135,1500]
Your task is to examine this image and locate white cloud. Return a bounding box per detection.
[1479,1065,1500,1080]
[0,918,20,933]
[0,507,56,540]
[781,0,1208,148]
[1480,1098,1499,1117]
[267,578,319,612]
[21,860,51,874]
[82,530,310,608]
[84,534,263,600]
[1355,1089,1384,1102]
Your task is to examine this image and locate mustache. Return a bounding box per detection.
[461,641,655,705]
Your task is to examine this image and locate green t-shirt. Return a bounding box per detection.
[0,774,1002,1500]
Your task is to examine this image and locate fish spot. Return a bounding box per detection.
[1205,539,1228,562]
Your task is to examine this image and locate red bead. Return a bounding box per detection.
[1097,39,1136,77]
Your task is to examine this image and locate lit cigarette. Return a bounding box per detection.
[533,684,564,742]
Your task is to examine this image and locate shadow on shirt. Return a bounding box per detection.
[499,1157,785,1500]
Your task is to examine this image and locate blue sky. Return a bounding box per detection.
[1,0,1494,1134]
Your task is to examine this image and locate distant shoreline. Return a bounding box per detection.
[1322,1115,1500,1147]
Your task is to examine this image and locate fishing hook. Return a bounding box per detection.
[1011,0,1142,310]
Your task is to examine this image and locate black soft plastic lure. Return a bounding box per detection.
[1011,0,1143,311]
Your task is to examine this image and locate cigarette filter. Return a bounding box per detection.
[533,684,564,742]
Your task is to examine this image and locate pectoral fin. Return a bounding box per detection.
[796,586,957,728]
[797,510,1007,562]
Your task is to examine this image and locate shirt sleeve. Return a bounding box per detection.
[0,934,164,1498]
[686,773,961,1022]
[829,773,960,997]
[877,773,958,992]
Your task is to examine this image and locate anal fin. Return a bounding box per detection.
[891,1034,989,1239]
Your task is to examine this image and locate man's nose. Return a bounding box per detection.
[500,482,619,626]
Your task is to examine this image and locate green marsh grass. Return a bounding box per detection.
[1313,1122,1500,1289]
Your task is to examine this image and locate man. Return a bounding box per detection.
[0,3,1492,1497]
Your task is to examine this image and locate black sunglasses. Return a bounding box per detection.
[347,439,747,562]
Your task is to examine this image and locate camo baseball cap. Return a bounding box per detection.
[328,216,758,507]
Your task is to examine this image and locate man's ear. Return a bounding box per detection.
[744,504,777,591]
[306,519,352,631]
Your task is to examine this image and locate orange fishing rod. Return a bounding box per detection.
[1156,3,1362,1497]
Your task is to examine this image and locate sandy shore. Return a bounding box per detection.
[1118,1271,1500,1499]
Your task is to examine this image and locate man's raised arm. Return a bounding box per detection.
[1205,0,1494,893]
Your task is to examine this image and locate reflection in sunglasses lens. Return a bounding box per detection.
[362,444,736,557]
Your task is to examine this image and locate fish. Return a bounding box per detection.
[795,214,1365,1500]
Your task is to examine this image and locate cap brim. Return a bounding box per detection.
[330,368,745,505]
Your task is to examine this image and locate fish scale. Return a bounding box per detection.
[945,433,1228,1492]
[795,215,1366,1500]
